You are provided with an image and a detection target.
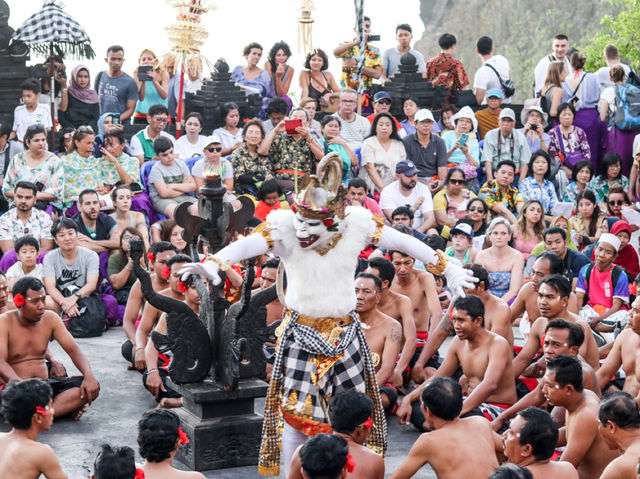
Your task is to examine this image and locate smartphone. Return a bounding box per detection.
[112,113,120,125]
[137,65,153,82]
[459,133,469,147]
[285,119,303,135]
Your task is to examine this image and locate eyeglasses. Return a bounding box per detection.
[609,200,624,206]
[468,206,484,213]
[377,99,392,105]
[340,99,357,104]
[77,126,94,133]
[151,117,169,124]
[449,179,465,185]
[205,146,222,153]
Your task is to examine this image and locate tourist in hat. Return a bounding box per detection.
[483,107,531,185]
[445,222,478,265]
[191,135,234,195]
[474,88,503,139]
[441,106,480,190]
[519,105,550,153]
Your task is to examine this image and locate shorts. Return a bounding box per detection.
[47,376,84,398]
[152,195,195,214]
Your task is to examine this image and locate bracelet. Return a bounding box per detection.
[250,221,275,251]
[61,88,68,93]
[147,368,159,375]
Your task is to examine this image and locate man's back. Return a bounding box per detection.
[474,55,512,104]
[426,53,469,91]
[527,460,578,479]
[0,433,66,479]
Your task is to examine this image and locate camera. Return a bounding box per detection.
[530,124,538,131]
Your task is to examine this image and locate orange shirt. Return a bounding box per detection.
[475,108,500,140]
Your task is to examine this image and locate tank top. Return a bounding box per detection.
[135,80,168,114]
[307,72,332,100]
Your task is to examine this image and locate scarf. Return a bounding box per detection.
[609,220,639,278]
[67,65,99,104]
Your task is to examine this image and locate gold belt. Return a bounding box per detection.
[277,308,353,344]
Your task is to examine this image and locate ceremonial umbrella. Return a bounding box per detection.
[12,0,95,146]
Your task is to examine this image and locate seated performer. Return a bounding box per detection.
[180,153,476,476]
[287,390,385,479]
[0,278,100,419]
[0,379,68,479]
[298,434,351,479]
[390,378,501,479]
[354,273,402,412]
[502,407,579,479]
[398,295,516,432]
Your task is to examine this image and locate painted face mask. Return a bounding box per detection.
[294,212,338,249]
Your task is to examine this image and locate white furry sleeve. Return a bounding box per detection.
[375,224,439,265]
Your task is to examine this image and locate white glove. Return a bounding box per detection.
[443,261,478,298]
[179,261,222,285]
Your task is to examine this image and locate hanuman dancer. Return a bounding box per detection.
[181,154,475,476]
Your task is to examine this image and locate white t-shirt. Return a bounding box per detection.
[601,86,618,116]
[6,262,43,281]
[129,127,176,157]
[174,135,208,160]
[12,104,53,141]
[191,157,233,180]
[533,55,573,94]
[331,113,371,151]
[213,127,243,151]
[473,55,512,104]
[379,180,433,230]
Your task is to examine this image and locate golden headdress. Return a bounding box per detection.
[292,153,346,220]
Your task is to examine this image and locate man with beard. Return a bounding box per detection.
[380,160,435,233]
[542,355,619,479]
[502,407,578,479]
[597,391,640,479]
[0,277,100,419]
[513,275,599,377]
[71,189,119,254]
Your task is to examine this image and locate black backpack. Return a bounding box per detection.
[62,288,107,338]
[484,63,515,98]
[579,263,624,306]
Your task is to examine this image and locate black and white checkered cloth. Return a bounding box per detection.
[12,2,94,58]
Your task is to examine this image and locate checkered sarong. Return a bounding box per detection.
[258,310,386,476]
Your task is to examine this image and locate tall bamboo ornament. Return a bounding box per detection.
[164,0,216,138]
[298,0,314,56]
[354,0,366,114]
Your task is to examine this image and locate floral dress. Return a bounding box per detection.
[101,154,142,187]
[518,177,558,214]
[2,152,65,210]
[62,151,103,208]
[548,126,591,170]
[588,175,630,204]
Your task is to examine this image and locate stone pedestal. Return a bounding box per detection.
[168,378,268,471]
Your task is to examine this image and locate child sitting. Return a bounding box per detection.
[0,379,68,479]
[445,222,478,266]
[92,444,137,479]
[147,137,196,220]
[254,178,289,221]
[6,236,43,288]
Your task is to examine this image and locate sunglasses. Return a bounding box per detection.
[27,124,46,132]
[609,200,624,206]
[377,99,392,105]
[205,146,222,153]
[77,126,94,133]
[468,206,484,213]
[449,179,465,185]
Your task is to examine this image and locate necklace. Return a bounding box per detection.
[313,234,343,256]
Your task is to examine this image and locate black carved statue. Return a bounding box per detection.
[130,240,212,384]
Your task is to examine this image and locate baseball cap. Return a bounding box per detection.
[373,91,391,102]
[414,109,435,122]
[395,160,418,176]
[204,135,222,146]
[499,108,516,121]
[450,223,474,238]
[487,88,503,99]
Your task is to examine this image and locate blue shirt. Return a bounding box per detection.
[518,176,558,214]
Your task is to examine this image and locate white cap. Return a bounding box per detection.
[204,135,222,147]
[599,233,621,252]
[414,109,435,122]
[499,108,516,121]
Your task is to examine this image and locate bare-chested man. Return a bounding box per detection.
[0,379,68,479]
[595,297,640,399]
[366,257,417,387]
[121,241,177,366]
[597,391,640,479]
[355,273,402,411]
[398,295,517,431]
[463,264,512,344]
[513,275,599,377]
[254,258,284,325]
[543,355,619,479]
[493,319,598,432]
[511,252,578,336]
[0,278,100,419]
[502,407,578,479]
[288,390,385,479]
[134,254,190,371]
[391,377,501,479]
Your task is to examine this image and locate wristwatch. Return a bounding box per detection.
[74,291,82,300]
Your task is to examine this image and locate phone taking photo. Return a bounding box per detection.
[459,133,469,147]
[285,119,303,135]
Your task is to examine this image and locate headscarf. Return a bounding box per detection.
[608,220,639,278]
[530,215,578,257]
[96,112,117,141]
[67,64,99,104]
[603,216,620,233]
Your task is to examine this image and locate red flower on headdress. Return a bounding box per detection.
[147,252,155,262]
[362,417,373,429]
[134,468,145,479]
[290,204,297,213]
[345,454,356,473]
[177,427,190,445]
[13,294,25,307]
[322,218,334,228]
[177,281,187,293]
[161,266,171,280]
[35,406,47,416]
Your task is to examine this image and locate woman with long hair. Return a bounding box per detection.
[107,227,147,305]
[563,160,594,203]
[359,112,407,193]
[299,49,340,112]
[570,189,605,250]
[264,41,295,107]
[589,152,630,206]
[475,217,525,302]
[466,198,490,238]
[540,61,566,123]
[514,200,545,261]
[213,102,243,156]
[2,124,64,211]
[518,150,558,221]
[109,184,149,249]
[133,49,170,123]
[174,112,207,160]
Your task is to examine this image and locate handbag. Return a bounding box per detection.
[484,63,515,98]
[555,126,583,169]
[319,94,340,113]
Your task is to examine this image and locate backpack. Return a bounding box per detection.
[484,63,515,98]
[62,288,107,338]
[613,84,640,131]
[579,263,623,307]
[627,70,640,88]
